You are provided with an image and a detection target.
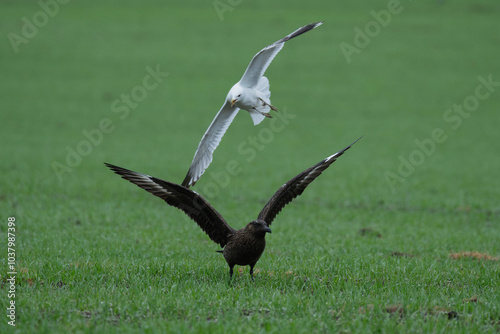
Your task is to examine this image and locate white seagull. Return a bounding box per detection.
[182,21,324,188]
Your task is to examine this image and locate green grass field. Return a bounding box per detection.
[1,0,500,332]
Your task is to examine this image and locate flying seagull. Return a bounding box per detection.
[182,21,324,188]
[105,138,358,280]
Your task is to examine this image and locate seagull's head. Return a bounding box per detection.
[228,85,244,107]
[246,220,272,237]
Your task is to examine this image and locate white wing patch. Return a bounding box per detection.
[122,170,173,196]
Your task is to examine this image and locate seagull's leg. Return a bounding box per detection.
[268,103,278,112]
[252,107,272,118]
[258,97,278,112]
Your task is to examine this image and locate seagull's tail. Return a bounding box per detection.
[248,76,272,125]
[248,110,266,125]
[256,76,271,98]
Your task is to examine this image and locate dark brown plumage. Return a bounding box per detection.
[105,138,359,279]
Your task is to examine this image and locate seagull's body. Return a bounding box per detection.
[105,138,358,280]
[228,77,276,123]
[182,21,323,188]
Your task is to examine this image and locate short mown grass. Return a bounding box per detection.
[1,0,499,333]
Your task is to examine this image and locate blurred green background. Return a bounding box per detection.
[2,0,499,210]
[1,0,499,332]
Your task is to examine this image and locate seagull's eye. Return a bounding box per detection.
[237,94,241,97]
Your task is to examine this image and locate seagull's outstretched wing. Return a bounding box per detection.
[257,137,361,226]
[105,163,236,247]
[182,102,239,187]
[182,22,323,188]
[239,21,323,88]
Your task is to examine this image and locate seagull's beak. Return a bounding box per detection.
[230,99,237,107]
